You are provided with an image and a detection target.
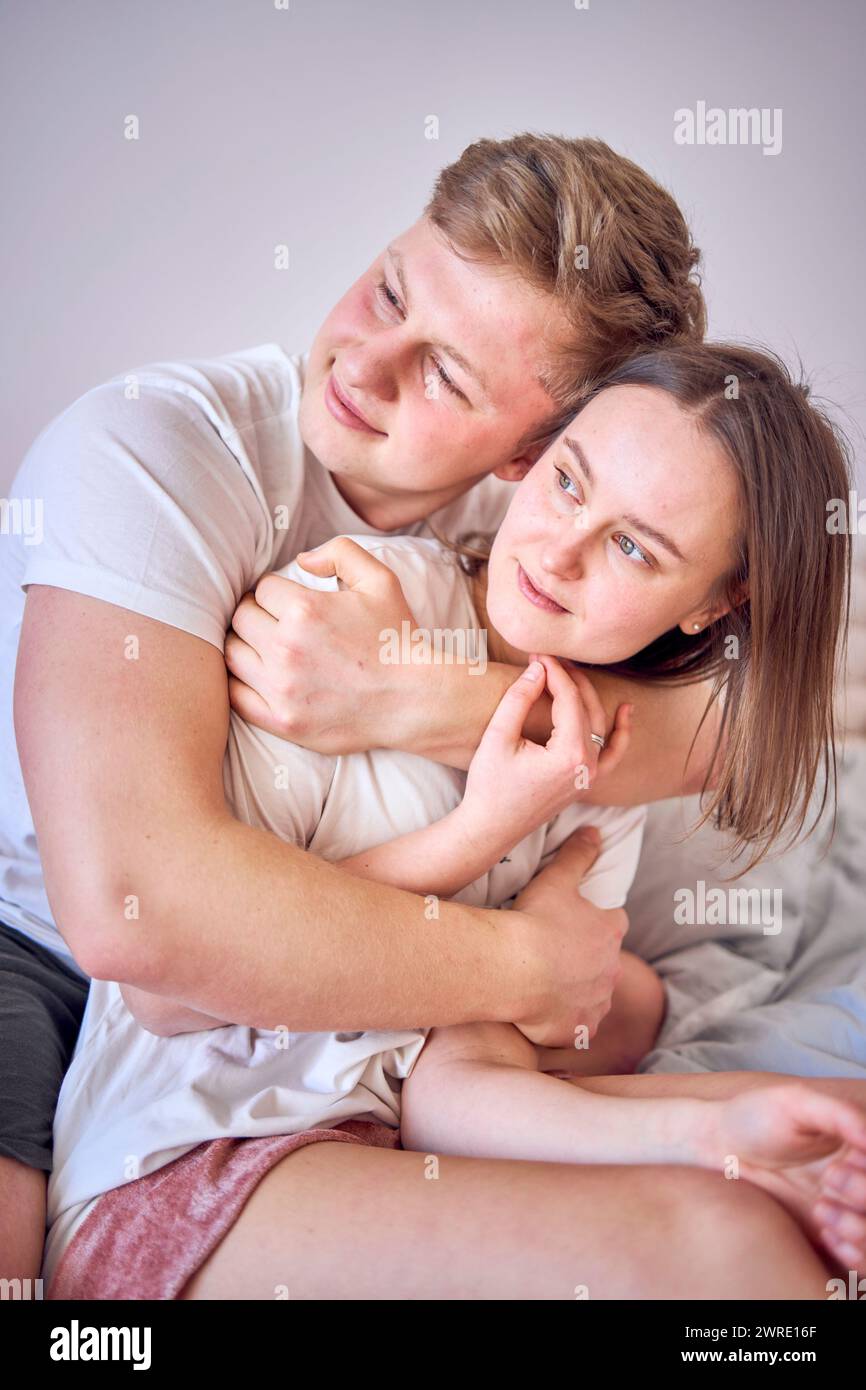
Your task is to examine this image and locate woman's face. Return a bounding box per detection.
[485,384,744,665]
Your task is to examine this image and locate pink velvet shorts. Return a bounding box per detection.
[47,1119,402,1300]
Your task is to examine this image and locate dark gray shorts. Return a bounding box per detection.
[0,920,88,1172]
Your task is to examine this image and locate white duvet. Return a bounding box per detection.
[626,739,866,1078]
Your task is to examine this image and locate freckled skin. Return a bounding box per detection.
[485,385,743,666]
[298,217,569,530]
[296,217,742,667]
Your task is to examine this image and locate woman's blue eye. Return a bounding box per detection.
[555,467,580,498]
[615,534,650,566]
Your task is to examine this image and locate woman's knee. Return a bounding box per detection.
[659,1167,829,1299]
[610,952,667,1066]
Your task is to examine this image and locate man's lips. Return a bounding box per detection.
[516,563,569,614]
[325,371,387,435]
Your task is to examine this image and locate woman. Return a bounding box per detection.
[46,342,864,1300]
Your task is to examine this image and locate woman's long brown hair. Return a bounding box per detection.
[588,343,854,870]
[452,342,854,871]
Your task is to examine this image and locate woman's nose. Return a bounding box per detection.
[539,530,587,581]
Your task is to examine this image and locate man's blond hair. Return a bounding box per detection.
[426,134,706,410]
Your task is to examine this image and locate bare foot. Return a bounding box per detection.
[703,1084,866,1271]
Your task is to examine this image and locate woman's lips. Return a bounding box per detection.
[516,563,568,614]
[325,371,386,435]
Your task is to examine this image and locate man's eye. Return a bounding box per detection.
[614,533,651,566]
[431,355,464,399]
[376,280,404,315]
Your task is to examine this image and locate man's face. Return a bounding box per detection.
[299,217,570,528]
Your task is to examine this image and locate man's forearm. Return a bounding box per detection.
[101,810,536,1034]
[398,661,719,805]
[404,661,525,769]
[125,807,506,1037]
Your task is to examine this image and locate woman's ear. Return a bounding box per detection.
[679,581,749,635]
[728,576,749,610]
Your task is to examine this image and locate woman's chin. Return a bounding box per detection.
[488,609,548,656]
[487,592,625,665]
[492,613,582,663]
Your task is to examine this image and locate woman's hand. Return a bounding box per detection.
[458,655,632,851]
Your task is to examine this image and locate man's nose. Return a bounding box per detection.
[339,336,402,402]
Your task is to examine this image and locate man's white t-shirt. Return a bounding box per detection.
[0,344,516,971]
[42,532,647,1288]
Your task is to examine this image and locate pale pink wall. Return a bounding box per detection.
[3,0,863,487]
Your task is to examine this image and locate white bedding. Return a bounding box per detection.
[625,738,866,1078]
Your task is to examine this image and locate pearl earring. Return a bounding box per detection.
[693,623,701,631]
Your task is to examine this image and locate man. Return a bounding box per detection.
[2,133,713,1281]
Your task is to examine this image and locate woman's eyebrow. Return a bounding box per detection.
[562,434,687,563]
[620,512,687,563]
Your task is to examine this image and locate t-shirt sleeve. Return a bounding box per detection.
[14,379,276,651]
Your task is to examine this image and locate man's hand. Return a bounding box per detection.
[225,540,720,799]
[507,826,628,1048]
[226,538,419,752]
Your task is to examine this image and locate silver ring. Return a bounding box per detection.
[590,732,605,751]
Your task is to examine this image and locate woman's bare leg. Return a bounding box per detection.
[573,1071,866,1269]
[179,1141,831,1301]
[535,951,666,1077]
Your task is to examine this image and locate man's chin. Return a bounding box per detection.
[298,401,357,478]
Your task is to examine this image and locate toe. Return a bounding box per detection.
[815,1198,866,1249]
[825,1235,865,1273]
[822,1161,866,1209]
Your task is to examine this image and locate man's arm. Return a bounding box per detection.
[226,542,721,804]
[119,984,227,1036]
[382,659,719,804]
[13,586,616,1041]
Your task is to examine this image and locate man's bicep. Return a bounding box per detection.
[577,670,721,805]
[14,586,231,974]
